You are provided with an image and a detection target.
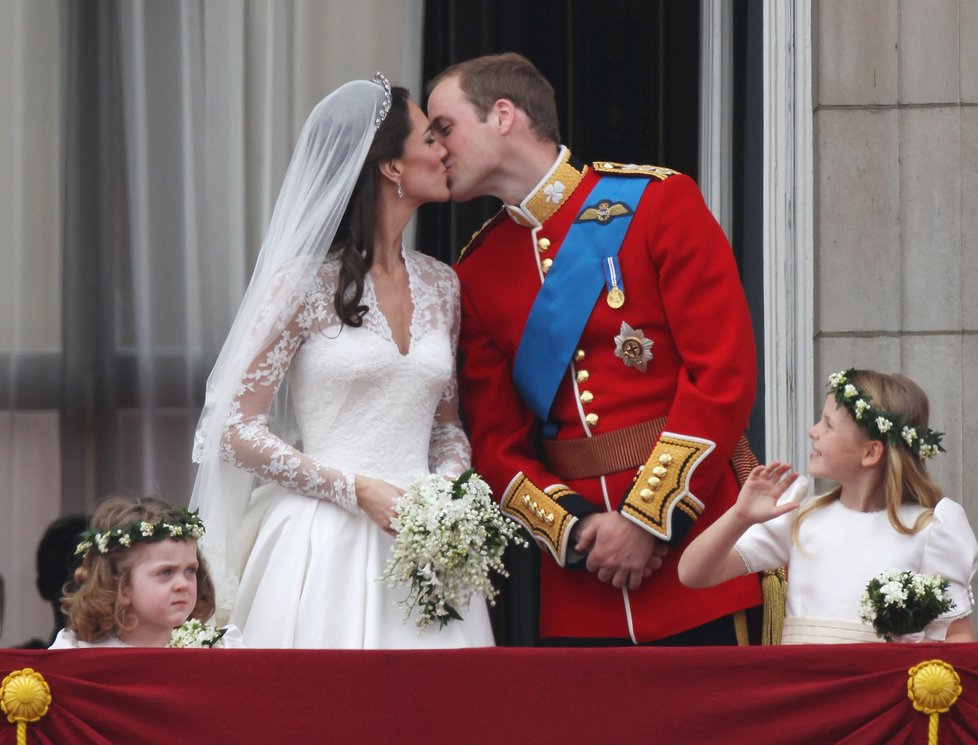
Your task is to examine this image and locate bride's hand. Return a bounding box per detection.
[354,475,404,535]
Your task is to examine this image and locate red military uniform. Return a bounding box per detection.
[455,148,761,642]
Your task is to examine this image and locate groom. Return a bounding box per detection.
[427,53,760,645]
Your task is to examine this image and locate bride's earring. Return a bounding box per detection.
[397,178,403,199]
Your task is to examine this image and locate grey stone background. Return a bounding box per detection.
[814,0,978,625]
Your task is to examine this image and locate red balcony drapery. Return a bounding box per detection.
[2,644,977,744]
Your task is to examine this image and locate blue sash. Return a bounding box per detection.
[513,176,649,423]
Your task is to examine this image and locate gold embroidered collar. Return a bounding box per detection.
[505,146,587,228]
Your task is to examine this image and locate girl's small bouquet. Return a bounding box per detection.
[168,619,228,648]
[380,469,527,631]
[858,569,955,642]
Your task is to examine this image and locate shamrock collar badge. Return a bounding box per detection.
[614,321,654,373]
[544,180,565,204]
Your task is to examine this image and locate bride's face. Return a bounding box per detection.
[395,101,450,205]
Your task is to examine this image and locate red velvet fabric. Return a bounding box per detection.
[2,644,977,744]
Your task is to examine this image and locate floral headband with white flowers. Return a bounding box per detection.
[74,509,206,558]
[827,369,945,459]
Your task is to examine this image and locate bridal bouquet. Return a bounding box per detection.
[858,569,955,642]
[381,470,527,631]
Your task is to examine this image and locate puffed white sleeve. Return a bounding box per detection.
[48,628,80,649]
[921,497,978,624]
[734,477,812,574]
[216,624,247,648]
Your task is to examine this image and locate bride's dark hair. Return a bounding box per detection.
[329,85,411,327]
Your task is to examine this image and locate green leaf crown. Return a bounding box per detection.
[75,509,206,558]
[827,368,945,460]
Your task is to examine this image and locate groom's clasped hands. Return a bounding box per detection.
[574,512,669,591]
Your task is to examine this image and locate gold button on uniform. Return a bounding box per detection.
[537,237,551,252]
[652,465,668,477]
[639,488,653,501]
[574,349,586,362]
[576,369,589,383]
[659,453,673,464]
[579,390,594,404]
[585,413,599,427]
[541,258,553,274]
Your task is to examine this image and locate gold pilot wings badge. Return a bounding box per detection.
[576,199,633,224]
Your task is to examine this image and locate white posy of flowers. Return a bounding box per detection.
[380,470,527,631]
[858,569,954,642]
[168,619,228,648]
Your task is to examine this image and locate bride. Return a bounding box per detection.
[190,75,494,648]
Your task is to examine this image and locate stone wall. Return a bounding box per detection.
[814,0,978,521]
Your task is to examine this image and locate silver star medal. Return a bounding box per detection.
[614,321,654,373]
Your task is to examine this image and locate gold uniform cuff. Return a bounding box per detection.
[501,473,578,567]
[620,432,715,542]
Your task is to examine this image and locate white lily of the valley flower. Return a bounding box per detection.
[902,426,918,447]
[859,569,954,641]
[828,371,847,388]
[169,619,227,648]
[380,472,526,631]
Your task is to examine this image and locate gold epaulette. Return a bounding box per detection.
[500,473,578,566]
[456,209,506,264]
[592,161,680,181]
[620,432,714,542]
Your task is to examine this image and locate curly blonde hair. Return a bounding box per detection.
[793,369,942,546]
[61,496,216,642]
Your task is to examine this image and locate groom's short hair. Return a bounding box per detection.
[428,53,560,145]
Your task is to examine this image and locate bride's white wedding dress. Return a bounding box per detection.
[222,246,494,648]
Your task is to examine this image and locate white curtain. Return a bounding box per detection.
[0,0,63,649]
[0,0,423,646]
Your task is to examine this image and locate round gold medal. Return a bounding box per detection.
[607,287,625,309]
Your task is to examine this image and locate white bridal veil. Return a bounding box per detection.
[190,75,392,617]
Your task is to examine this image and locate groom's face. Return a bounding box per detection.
[427,76,498,202]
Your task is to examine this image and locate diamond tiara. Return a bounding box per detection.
[372,72,392,130]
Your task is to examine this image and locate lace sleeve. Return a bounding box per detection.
[219,291,359,513]
[428,269,472,478]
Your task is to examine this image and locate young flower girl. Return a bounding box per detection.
[679,368,978,643]
[50,496,243,648]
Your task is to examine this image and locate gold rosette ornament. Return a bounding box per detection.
[2,668,52,745]
[907,659,961,745]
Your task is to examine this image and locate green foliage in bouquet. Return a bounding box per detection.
[858,569,954,642]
